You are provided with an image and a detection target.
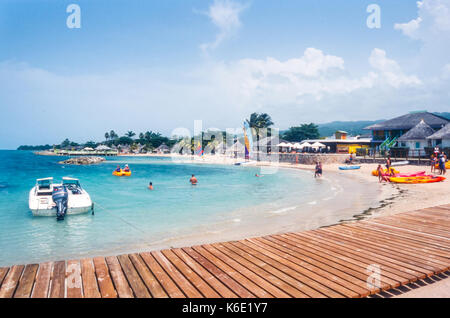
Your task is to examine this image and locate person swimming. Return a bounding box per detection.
[190,174,198,185]
[148,182,153,190]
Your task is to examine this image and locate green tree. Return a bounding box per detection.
[125,131,136,138]
[104,132,110,142]
[283,123,320,142]
[246,113,274,161]
[109,130,118,140]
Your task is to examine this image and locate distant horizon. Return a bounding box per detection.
[2,1,450,149]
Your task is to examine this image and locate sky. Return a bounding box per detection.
[1,0,449,149]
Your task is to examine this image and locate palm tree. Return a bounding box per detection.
[246,113,274,161]
[109,130,117,140]
[104,132,110,142]
[139,132,144,140]
[126,131,136,138]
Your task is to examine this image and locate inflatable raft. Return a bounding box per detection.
[113,170,131,177]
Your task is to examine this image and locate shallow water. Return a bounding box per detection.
[0,151,378,266]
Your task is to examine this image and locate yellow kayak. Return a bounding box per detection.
[372,168,399,176]
[435,162,450,169]
[389,176,445,184]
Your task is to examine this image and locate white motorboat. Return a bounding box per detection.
[29,177,93,220]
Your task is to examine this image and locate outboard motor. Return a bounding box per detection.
[52,186,68,221]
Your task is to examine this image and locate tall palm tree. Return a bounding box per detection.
[110,130,117,140]
[246,113,274,161]
[126,131,136,138]
[104,132,110,142]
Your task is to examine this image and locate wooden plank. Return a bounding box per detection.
[247,238,372,297]
[185,246,255,298]
[105,256,133,298]
[201,244,289,298]
[0,265,24,298]
[13,264,39,298]
[161,249,220,298]
[197,244,281,298]
[226,241,350,298]
[31,262,52,298]
[128,253,167,298]
[212,242,318,298]
[80,258,101,298]
[152,251,203,298]
[172,248,237,298]
[353,221,450,252]
[140,251,185,298]
[299,230,432,278]
[66,260,83,298]
[0,267,9,287]
[321,227,448,273]
[341,224,450,259]
[117,254,150,298]
[49,261,65,298]
[369,218,450,240]
[240,239,367,297]
[93,257,117,298]
[287,232,417,284]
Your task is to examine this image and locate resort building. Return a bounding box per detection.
[427,122,450,148]
[397,120,435,156]
[364,111,449,144]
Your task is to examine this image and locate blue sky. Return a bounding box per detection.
[1,0,449,148]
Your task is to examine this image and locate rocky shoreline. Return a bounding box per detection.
[58,156,105,165]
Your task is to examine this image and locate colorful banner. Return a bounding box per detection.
[243,121,253,160]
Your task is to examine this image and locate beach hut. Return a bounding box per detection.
[398,120,435,156]
[83,147,94,152]
[427,122,450,148]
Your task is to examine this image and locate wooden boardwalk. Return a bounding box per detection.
[1,205,449,298]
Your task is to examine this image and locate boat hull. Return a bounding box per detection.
[31,205,92,217]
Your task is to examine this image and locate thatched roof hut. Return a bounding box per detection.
[365,112,449,131]
[398,120,435,141]
[427,122,450,140]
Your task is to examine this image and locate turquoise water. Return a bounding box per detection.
[0,150,340,266]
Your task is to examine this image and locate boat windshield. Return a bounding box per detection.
[37,179,52,190]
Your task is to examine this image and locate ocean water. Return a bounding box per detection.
[0,150,366,266]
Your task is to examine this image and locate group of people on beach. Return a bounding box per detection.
[431,150,447,175]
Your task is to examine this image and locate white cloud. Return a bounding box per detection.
[394,17,422,38]
[0,48,430,148]
[394,0,450,39]
[368,48,422,87]
[199,0,248,53]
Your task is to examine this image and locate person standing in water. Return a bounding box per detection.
[190,174,198,185]
[148,182,153,190]
[314,161,322,178]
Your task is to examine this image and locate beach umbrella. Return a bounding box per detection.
[277,142,290,147]
[83,147,94,151]
[311,142,325,148]
[300,142,312,148]
[292,143,302,149]
[95,145,111,151]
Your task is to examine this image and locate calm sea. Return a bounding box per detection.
[0,150,346,266]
